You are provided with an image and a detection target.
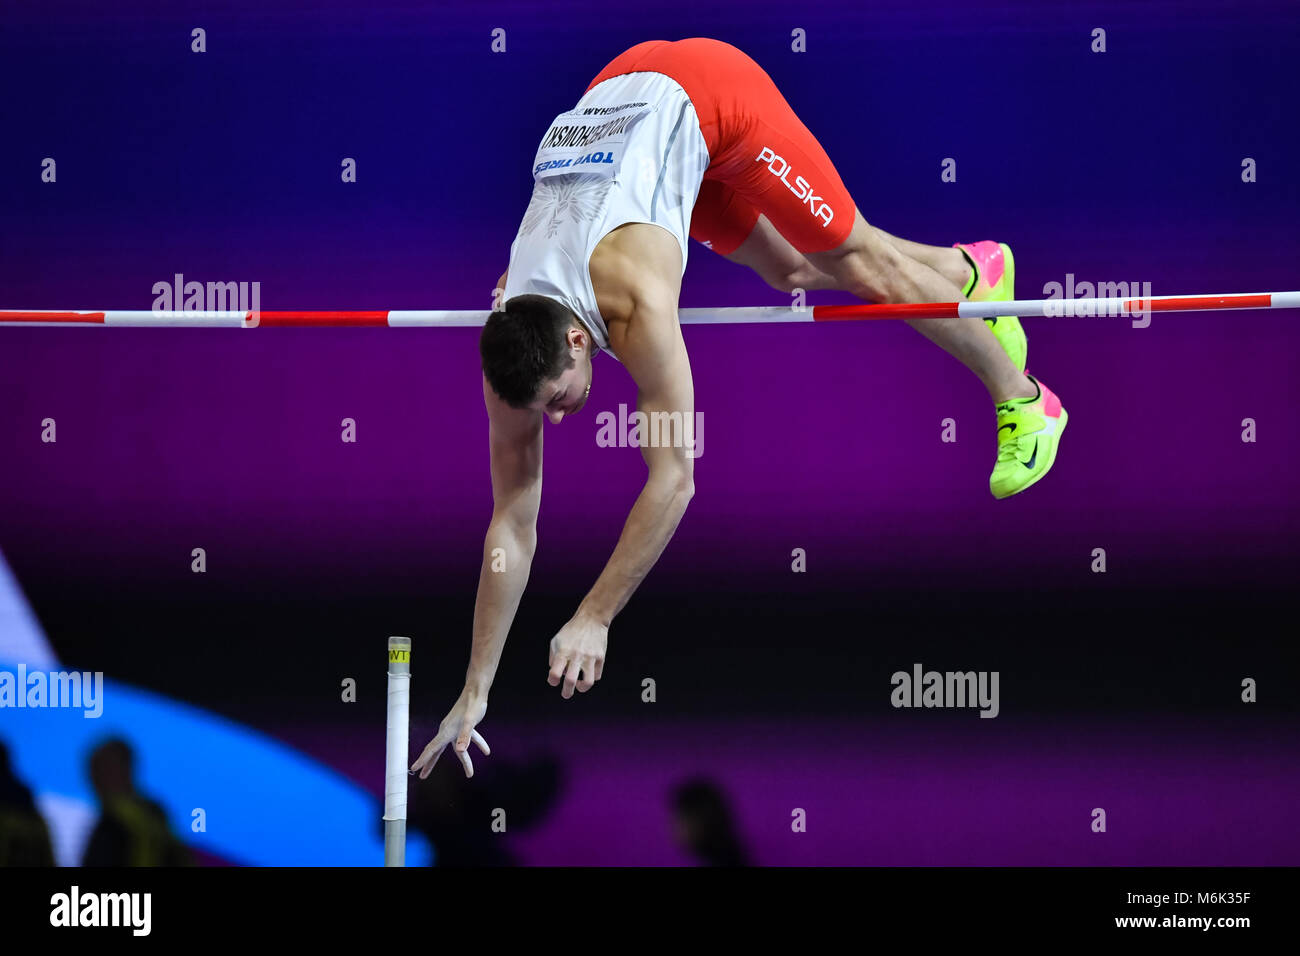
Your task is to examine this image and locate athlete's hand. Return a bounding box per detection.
[548,614,607,698]
[411,687,490,779]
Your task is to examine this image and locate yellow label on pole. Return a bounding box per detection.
[388,649,410,663]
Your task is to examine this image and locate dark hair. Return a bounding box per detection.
[90,737,134,771]
[479,294,577,408]
[671,778,750,867]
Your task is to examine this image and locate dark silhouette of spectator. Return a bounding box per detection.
[407,754,563,866]
[0,740,55,866]
[670,778,751,866]
[82,737,193,867]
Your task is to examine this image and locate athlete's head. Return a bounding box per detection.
[88,737,135,799]
[480,294,593,422]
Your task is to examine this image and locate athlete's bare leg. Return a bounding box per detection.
[871,228,972,292]
[803,211,1035,404]
[726,216,973,295]
[725,211,1032,403]
[722,214,841,293]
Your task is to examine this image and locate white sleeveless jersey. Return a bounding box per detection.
[502,71,710,358]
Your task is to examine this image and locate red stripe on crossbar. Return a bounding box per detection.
[251,311,390,326]
[812,302,961,321]
[1129,294,1272,312]
[0,311,107,323]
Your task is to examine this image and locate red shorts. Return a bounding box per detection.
[585,38,856,256]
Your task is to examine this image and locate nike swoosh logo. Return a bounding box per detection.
[998,423,1017,437]
[1021,438,1038,469]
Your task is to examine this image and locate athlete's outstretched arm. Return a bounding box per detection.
[547,292,697,699]
[411,374,541,778]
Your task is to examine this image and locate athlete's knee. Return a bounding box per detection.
[860,258,917,302]
[763,262,821,295]
[826,252,907,302]
[815,228,913,302]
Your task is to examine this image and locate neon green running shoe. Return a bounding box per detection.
[955,240,1026,372]
[990,374,1068,499]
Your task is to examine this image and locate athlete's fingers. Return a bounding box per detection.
[455,718,479,750]
[413,725,451,766]
[450,723,475,778]
[563,657,583,698]
[413,732,448,778]
[576,656,595,693]
[471,730,491,756]
[548,652,569,687]
[593,657,604,681]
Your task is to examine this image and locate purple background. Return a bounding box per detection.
[2,0,1298,865]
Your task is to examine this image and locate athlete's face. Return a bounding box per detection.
[533,331,592,424]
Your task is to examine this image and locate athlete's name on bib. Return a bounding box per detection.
[540,111,641,151]
[532,103,654,180]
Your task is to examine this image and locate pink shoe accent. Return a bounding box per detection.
[1030,375,1063,417]
[954,240,1005,290]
